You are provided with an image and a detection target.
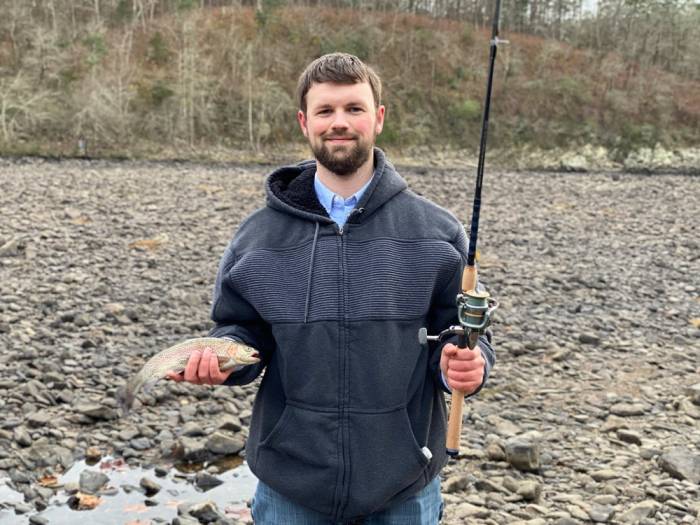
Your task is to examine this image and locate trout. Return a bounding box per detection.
[118,337,260,414]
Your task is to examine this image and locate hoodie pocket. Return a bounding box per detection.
[255,404,339,518]
[344,407,431,517]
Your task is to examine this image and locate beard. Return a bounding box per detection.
[311,133,373,177]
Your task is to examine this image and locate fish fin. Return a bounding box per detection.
[141,379,159,396]
[116,383,134,416]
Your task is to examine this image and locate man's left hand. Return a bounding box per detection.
[440,343,485,395]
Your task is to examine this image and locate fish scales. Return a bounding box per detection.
[119,337,260,414]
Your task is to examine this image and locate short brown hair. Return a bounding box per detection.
[296,53,382,113]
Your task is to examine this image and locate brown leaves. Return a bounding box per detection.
[73,492,102,510]
[37,475,61,488]
[127,234,169,251]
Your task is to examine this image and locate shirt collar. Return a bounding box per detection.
[314,173,373,214]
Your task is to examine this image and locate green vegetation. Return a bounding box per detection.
[0,2,697,161]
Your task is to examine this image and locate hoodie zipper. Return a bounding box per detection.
[333,211,348,519]
[337,207,365,236]
[333,207,366,520]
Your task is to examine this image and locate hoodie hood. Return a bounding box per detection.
[265,147,408,224]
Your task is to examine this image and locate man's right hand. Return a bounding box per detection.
[166,347,236,385]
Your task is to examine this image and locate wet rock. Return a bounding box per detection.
[140,476,162,496]
[187,500,227,523]
[85,446,102,462]
[79,470,109,493]
[173,517,200,525]
[195,471,224,490]
[12,502,32,514]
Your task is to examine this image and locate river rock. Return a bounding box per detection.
[195,471,224,490]
[609,403,648,417]
[658,448,700,483]
[1,159,698,525]
[187,500,226,523]
[505,437,540,472]
[139,476,161,496]
[616,500,659,523]
[79,470,109,493]
[205,432,245,456]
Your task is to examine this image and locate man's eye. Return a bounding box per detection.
[349,107,363,113]
[317,109,331,115]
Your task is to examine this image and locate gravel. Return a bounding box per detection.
[0,157,698,524]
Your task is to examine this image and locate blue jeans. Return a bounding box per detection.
[251,476,443,525]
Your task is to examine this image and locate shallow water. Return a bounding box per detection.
[0,458,257,525]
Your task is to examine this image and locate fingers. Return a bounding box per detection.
[208,350,228,384]
[446,375,483,394]
[183,350,202,384]
[166,370,184,382]
[442,343,486,394]
[446,367,483,384]
[179,348,228,386]
[443,343,482,361]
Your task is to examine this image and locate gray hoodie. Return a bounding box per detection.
[209,148,495,521]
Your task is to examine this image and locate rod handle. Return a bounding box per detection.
[446,389,466,456]
[461,265,478,293]
[447,265,478,456]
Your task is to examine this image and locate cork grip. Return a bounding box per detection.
[446,265,478,456]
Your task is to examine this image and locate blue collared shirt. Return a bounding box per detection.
[314,175,373,228]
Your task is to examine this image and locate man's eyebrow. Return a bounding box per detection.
[313,100,368,110]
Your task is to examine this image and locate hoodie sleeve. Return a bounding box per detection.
[426,225,495,397]
[208,239,275,386]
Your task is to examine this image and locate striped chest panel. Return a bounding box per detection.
[230,236,460,324]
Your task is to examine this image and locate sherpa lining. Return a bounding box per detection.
[269,167,329,218]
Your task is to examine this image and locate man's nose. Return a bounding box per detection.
[330,109,350,129]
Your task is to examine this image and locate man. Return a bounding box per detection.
[168,53,495,524]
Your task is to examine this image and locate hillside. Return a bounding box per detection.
[0,4,698,165]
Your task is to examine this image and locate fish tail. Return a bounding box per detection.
[118,373,147,415]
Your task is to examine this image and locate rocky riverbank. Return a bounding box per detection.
[0,157,698,524]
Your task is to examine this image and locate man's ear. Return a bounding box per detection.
[375,105,386,135]
[297,110,309,138]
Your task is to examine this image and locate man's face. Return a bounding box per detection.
[297,81,385,176]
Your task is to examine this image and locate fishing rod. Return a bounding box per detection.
[419,0,503,457]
